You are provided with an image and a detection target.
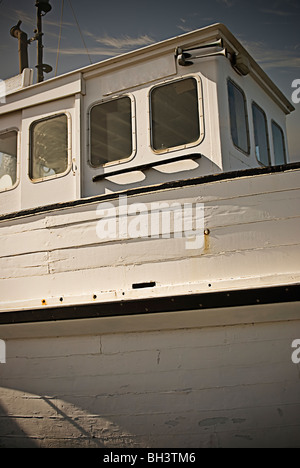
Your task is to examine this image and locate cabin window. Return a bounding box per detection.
[272,121,286,165]
[90,96,133,167]
[0,130,17,191]
[150,77,201,152]
[30,114,68,181]
[227,80,250,154]
[252,103,270,166]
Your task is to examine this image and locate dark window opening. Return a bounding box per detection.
[228,80,250,154]
[252,103,270,166]
[272,121,287,165]
[150,78,200,152]
[90,96,133,167]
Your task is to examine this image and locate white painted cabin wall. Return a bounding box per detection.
[0,96,80,216]
[218,58,290,173]
[0,24,293,215]
[0,42,291,214]
[81,57,224,199]
[20,96,79,211]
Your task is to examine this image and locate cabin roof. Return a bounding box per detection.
[1,23,294,115]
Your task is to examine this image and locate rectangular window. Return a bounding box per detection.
[30,114,68,181]
[228,80,250,154]
[272,121,286,165]
[90,96,133,167]
[252,103,270,166]
[0,130,17,191]
[150,77,201,153]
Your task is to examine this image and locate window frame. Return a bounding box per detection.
[88,94,136,169]
[0,127,19,193]
[251,101,271,167]
[149,75,204,155]
[227,78,250,156]
[29,112,72,184]
[271,119,287,166]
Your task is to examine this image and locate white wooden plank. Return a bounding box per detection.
[1,182,299,257]
[0,243,299,302]
[0,252,49,279]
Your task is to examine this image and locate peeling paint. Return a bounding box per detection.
[199,417,229,427]
[165,416,185,427]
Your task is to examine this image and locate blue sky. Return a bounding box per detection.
[0,0,299,159]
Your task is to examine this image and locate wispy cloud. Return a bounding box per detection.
[177,18,194,33]
[6,8,73,40]
[44,18,74,28]
[48,33,156,59]
[177,25,193,32]
[260,8,293,16]
[1,8,36,32]
[176,13,212,33]
[48,47,119,57]
[240,39,300,70]
[95,34,155,48]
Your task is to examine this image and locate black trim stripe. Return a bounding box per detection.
[0,162,299,222]
[0,284,299,325]
[93,153,202,182]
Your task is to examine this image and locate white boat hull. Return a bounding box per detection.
[0,165,300,447]
[0,300,300,448]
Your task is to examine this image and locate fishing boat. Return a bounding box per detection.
[0,2,299,448]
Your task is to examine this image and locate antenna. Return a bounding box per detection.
[34,1,53,82]
[10,1,53,83]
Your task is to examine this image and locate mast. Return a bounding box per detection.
[10,1,53,82]
[35,0,53,82]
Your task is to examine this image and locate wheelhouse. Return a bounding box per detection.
[0,23,294,216]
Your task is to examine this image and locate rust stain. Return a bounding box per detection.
[204,228,210,253]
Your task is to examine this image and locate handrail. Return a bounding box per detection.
[0,161,299,223]
[92,153,202,182]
